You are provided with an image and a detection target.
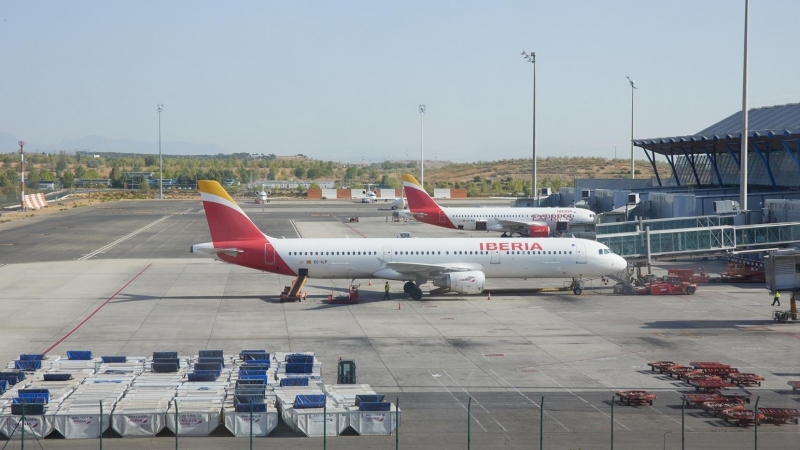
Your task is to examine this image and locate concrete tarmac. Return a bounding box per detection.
[1,198,799,449]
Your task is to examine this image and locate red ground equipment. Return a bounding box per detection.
[668,268,711,284]
[328,284,359,304]
[615,390,656,406]
[636,275,697,295]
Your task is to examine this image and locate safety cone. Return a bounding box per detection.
[487,292,492,301]
[368,279,372,286]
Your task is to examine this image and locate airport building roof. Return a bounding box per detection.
[635,103,800,154]
[634,102,800,189]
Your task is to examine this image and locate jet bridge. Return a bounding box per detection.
[597,221,800,262]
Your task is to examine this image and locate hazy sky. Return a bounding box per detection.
[1,1,798,162]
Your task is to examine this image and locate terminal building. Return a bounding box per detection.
[537,102,800,264]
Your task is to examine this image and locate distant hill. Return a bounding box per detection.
[0,133,226,155]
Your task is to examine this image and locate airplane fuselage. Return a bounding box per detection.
[415,207,593,232]
[195,235,621,281]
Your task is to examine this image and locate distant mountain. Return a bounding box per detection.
[0,133,226,155]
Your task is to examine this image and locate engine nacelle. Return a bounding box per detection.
[433,271,485,294]
[524,224,550,237]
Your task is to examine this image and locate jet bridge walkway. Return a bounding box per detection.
[597,221,800,261]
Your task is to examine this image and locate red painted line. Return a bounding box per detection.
[42,264,152,354]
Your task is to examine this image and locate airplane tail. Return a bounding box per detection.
[401,174,442,212]
[198,180,266,242]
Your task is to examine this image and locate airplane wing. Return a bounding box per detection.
[382,261,481,275]
[496,219,548,232]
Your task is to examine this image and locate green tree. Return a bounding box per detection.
[294,167,306,179]
[74,166,86,178]
[60,170,75,188]
[85,169,100,179]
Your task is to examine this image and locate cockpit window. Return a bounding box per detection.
[599,249,611,255]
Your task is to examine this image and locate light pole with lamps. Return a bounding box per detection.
[157,104,164,199]
[521,50,536,200]
[625,76,637,179]
[419,104,426,189]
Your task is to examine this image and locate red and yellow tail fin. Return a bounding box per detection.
[401,174,442,213]
[198,180,266,242]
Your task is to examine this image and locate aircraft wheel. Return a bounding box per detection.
[411,287,423,300]
[622,284,635,295]
[573,287,582,295]
[403,281,415,294]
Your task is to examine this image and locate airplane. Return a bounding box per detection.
[255,184,270,204]
[362,183,406,209]
[191,180,627,298]
[401,174,595,237]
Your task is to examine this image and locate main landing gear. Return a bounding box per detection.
[403,281,423,300]
[570,278,584,295]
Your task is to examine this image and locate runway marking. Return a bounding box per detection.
[42,264,152,354]
[332,215,367,237]
[648,402,694,431]
[179,207,194,214]
[429,370,488,432]
[290,220,303,238]
[443,370,507,433]
[490,368,570,431]
[536,370,631,431]
[77,215,170,260]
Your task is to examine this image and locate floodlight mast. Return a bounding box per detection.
[740,0,749,211]
[521,50,537,199]
[419,104,426,189]
[157,104,164,199]
[626,76,637,180]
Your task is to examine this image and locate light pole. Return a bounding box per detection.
[419,104,426,189]
[521,50,536,199]
[626,76,637,179]
[740,0,749,211]
[157,103,164,199]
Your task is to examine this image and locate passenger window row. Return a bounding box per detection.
[288,250,573,256]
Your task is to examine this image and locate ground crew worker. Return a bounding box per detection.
[383,282,391,300]
[772,290,781,306]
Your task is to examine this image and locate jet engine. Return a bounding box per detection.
[433,271,485,294]
[523,224,550,237]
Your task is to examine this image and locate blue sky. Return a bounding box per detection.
[1,0,798,162]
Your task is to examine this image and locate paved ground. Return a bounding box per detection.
[1,198,799,449]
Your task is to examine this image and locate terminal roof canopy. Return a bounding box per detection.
[635,102,800,155]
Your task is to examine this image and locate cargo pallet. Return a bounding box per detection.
[759,408,800,425]
[727,373,764,387]
[615,390,656,406]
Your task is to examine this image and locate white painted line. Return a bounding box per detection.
[537,370,631,431]
[290,220,303,238]
[180,207,194,214]
[490,368,570,432]
[78,215,170,261]
[429,370,487,432]
[444,370,508,433]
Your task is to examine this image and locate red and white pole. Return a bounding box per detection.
[19,141,25,211]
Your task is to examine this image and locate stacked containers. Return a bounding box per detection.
[326,384,400,436]
[224,350,278,437]
[165,351,231,436]
[111,352,187,437]
[0,353,61,439]
[53,355,143,439]
[274,386,347,437]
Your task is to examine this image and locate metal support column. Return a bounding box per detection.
[643,149,663,186]
[751,141,777,191]
[781,140,800,179]
[703,144,724,187]
[665,150,681,186]
[726,142,741,167]
[681,146,702,186]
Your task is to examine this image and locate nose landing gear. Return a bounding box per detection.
[570,278,584,295]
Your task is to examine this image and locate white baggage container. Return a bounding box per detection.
[347,404,401,436]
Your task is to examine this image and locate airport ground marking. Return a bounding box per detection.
[289,220,303,238]
[332,215,367,238]
[78,215,170,260]
[429,369,488,432]
[42,263,152,354]
[536,370,631,431]
[489,368,570,431]
[443,370,508,433]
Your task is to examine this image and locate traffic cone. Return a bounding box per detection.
[368,279,372,286]
[487,292,492,301]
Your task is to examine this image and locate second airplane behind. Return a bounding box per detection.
[401,174,595,237]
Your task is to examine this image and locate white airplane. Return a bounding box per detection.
[402,174,595,237]
[255,185,270,204]
[191,180,626,298]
